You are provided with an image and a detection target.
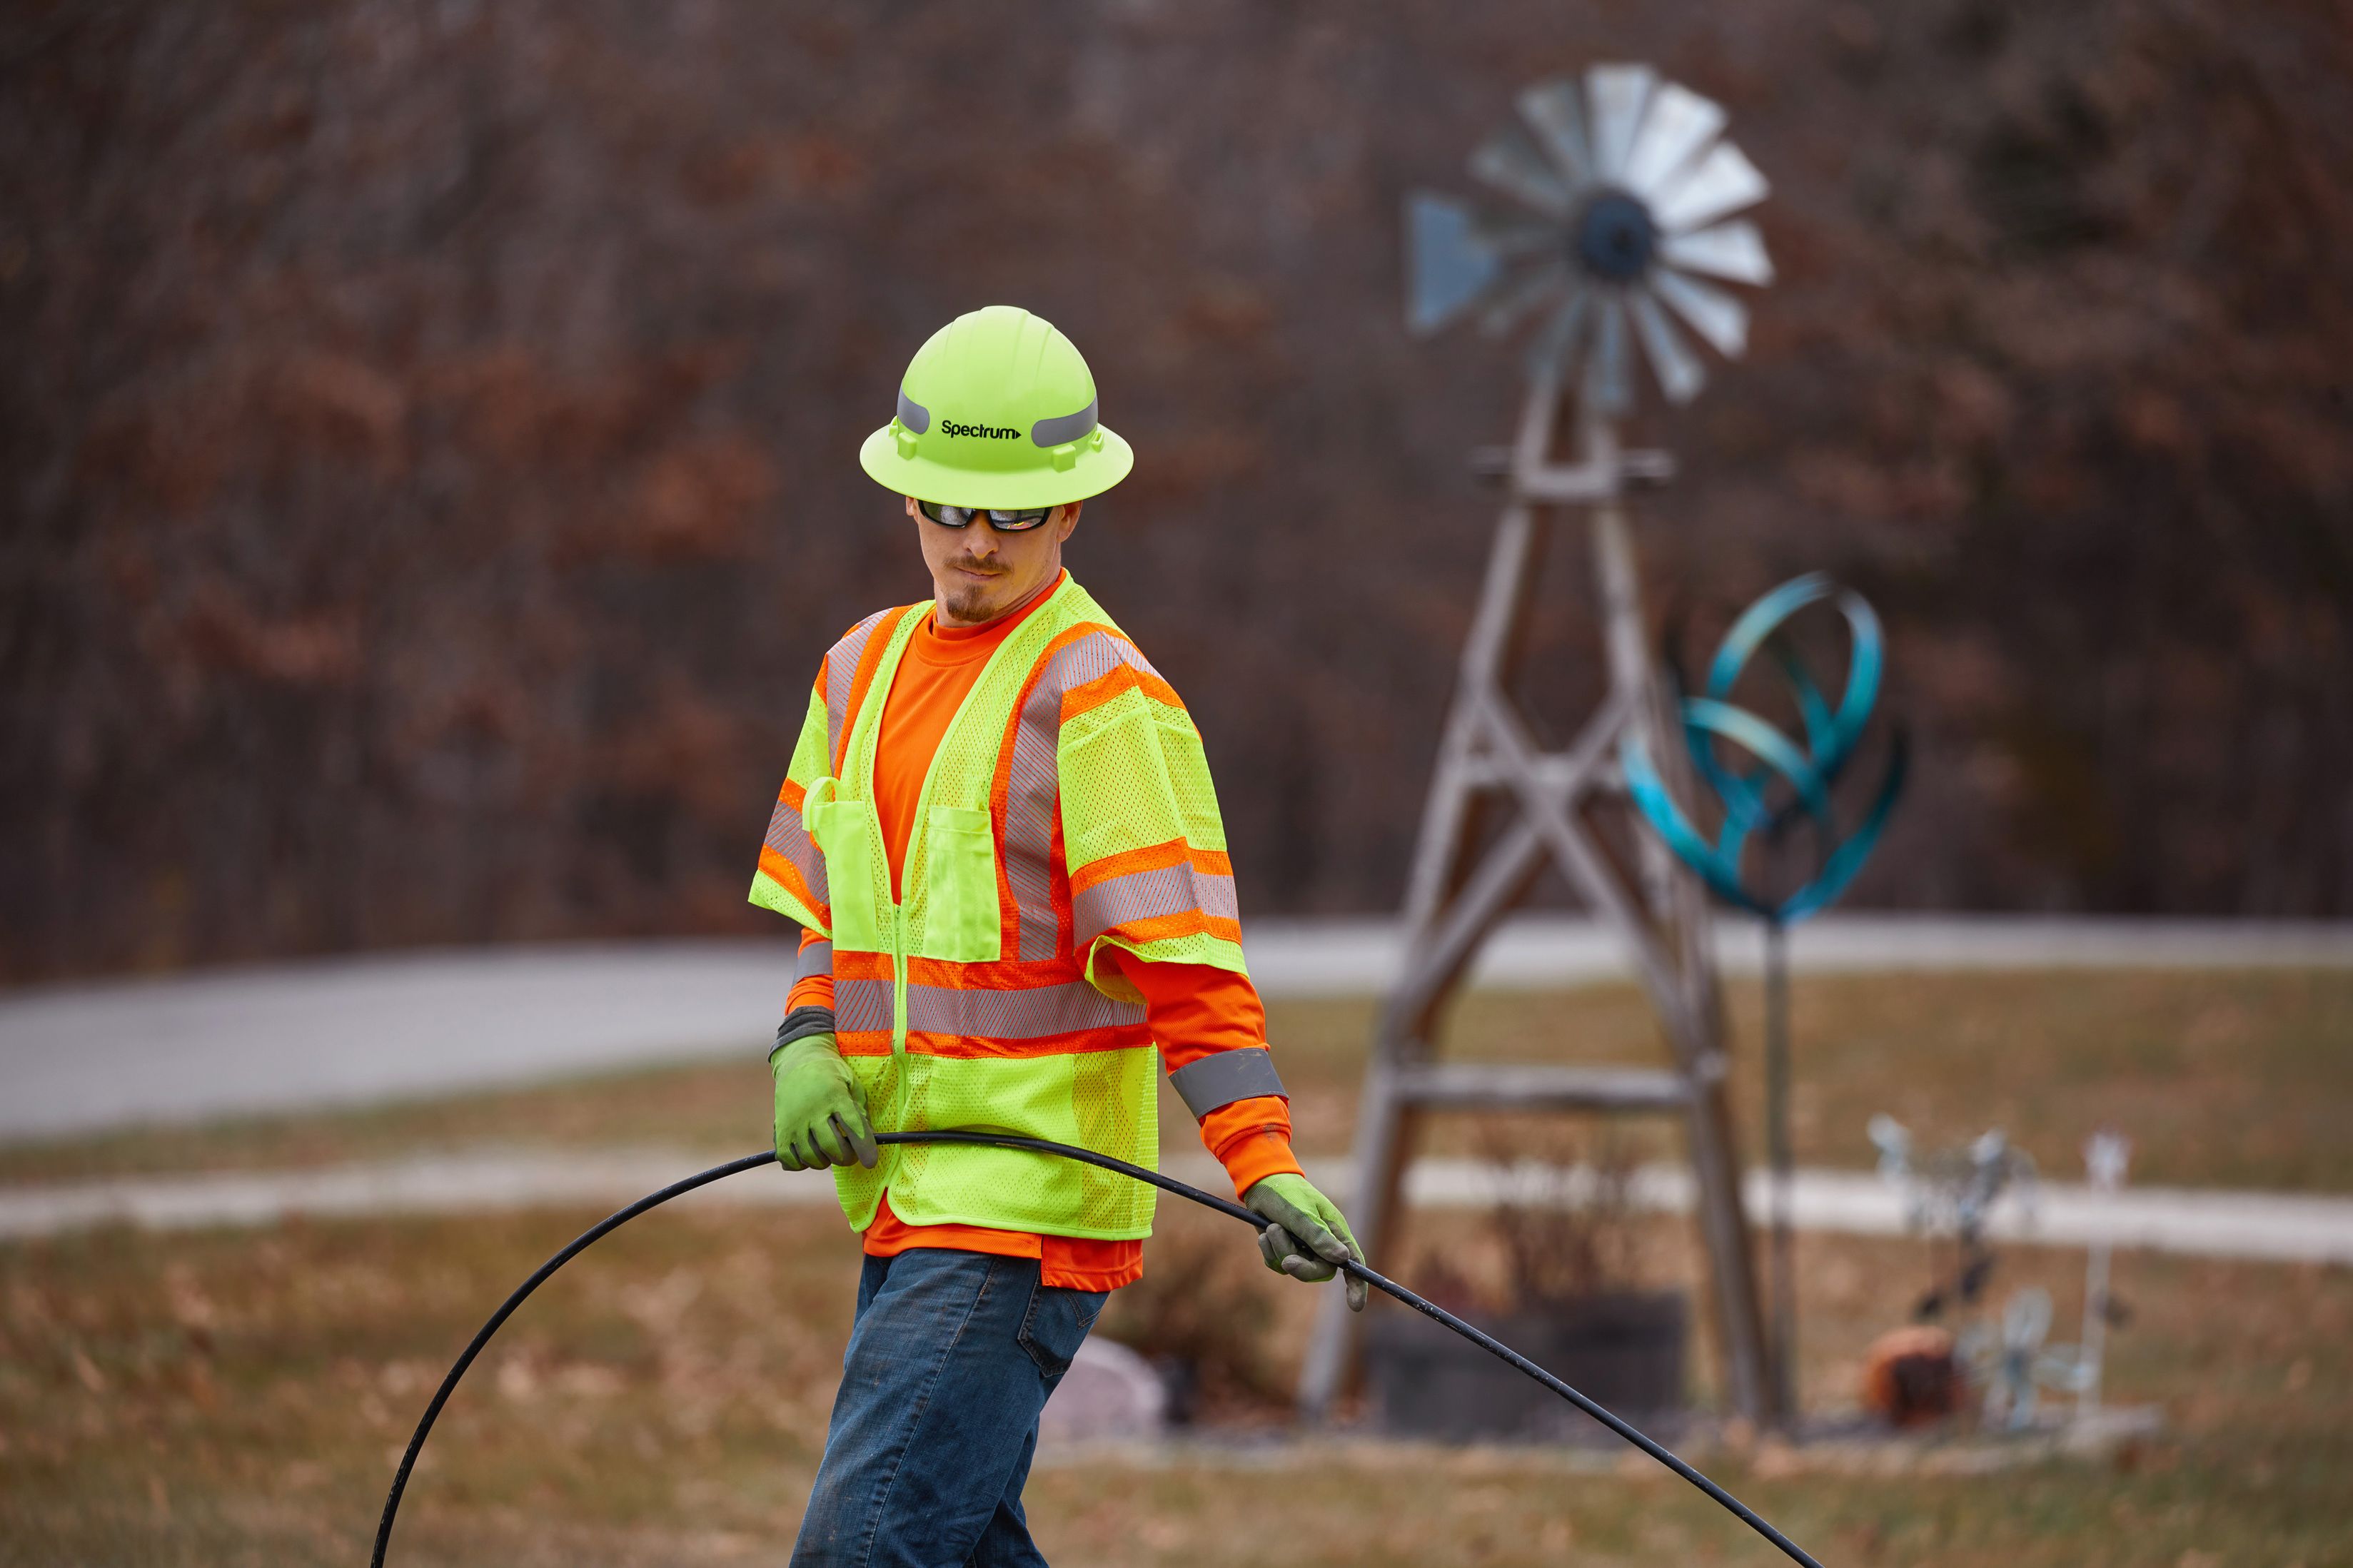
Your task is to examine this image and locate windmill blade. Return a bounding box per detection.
[1650,140,1769,233]
[1480,258,1571,337]
[1405,193,1503,334]
[1629,286,1707,404]
[1652,266,1749,357]
[1583,64,1657,182]
[1660,219,1775,285]
[1583,292,1632,413]
[1515,78,1595,191]
[1468,125,1574,217]
[1399,64,1774,402]
[1621,83,1726,199]
[1521,285,1591,380]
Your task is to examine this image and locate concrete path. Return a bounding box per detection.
[5,917,2348,1145]
[4,1148,2347,1265]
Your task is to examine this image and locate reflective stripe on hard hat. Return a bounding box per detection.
[1029,396,1097,448]
[895,387,930,433]
[858,305,1134,510]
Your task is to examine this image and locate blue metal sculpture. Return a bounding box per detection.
[1620,572,1906,924]
[1618,572,1907,1415]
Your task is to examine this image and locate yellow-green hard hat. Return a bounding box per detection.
[859,305,1134,510]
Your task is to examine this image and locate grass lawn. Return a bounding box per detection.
[6,966,2347,1562]
[6,968,2348,1192]
[4,1197,2347,1567]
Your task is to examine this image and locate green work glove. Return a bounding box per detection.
[1243,1173,1368,1312]
[770,1034,879,1172]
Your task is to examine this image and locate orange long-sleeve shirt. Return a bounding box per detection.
[785,572,1301,1288]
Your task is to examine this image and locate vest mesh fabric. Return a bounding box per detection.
[749,577,1239,1240]
[750,686,835,932]
[1059,674,1246,995]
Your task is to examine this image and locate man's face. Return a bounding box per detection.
[909,496,1082,627]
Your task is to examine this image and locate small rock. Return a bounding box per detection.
[1039,1337,1167,1443]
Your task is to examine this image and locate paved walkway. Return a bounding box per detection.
[4,1148,2347,1265]
[5,917,2348,1144]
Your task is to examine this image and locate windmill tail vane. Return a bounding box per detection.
[1407,64,1773,410]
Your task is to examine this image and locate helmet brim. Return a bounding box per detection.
[858,423,1134,511]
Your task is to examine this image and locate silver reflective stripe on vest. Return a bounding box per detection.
[1030,396,1097,448]
[830,975,1144,1042]
[834,976,893,1036]
[1072,859,1237,949]
[1168,1047,1286,1117]
[825,609,893,767]
[1002,629,1166,962]
[897,387,931,433]
[905,979,1144,1040]
[762,793,829,906]
[793,939,834,985]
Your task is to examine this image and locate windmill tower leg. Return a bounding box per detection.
[1296,378,1774,1429]
[1296,378,1563,1422]
[1586,412,1773,1425]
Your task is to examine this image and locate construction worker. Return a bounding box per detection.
[750,305,1364,1567]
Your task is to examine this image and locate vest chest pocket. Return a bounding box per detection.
[920,805,1002,962]
[803,780,886,952]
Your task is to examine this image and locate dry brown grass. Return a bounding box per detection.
[1423,967,2353,1190]
[7,968,2347,1193]
[4,1189,2348,1567]
[4,967,2347,1560]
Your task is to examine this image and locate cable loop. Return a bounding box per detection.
[374,1131,1827,1568]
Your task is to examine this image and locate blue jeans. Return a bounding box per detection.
[792,1249,1108,1568]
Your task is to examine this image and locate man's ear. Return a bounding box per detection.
[1057,499,1082,539]
[904,495,919,520]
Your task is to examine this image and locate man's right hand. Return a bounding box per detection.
[770,1034,879,1171]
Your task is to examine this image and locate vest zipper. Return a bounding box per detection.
[890,901,909,1058]
[871,577,1074,1067]
[845,581,1079,1189]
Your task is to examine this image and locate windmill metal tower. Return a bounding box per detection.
[1298,64,1783,1426]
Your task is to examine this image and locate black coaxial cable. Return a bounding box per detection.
[373,1131,1827,1568]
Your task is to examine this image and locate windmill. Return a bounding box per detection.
[1406,65,1773,408]
[1299,66,1785,1426]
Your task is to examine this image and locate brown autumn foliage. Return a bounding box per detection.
[2,0,2348,981]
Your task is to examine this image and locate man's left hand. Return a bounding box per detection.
[1242,1173,1367,1312]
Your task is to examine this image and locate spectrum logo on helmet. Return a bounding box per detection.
[941,418,1020,440]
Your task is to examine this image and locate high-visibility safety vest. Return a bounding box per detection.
[750,575,1279,1239]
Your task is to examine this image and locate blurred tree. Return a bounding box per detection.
[1,0,2347,979]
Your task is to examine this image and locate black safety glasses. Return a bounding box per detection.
[915,499,1056,532]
